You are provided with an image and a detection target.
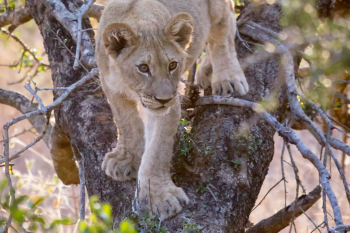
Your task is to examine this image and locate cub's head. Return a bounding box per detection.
[102,13,193,113]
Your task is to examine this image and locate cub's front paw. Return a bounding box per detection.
[102,146,140,181]
[212,68,249,96]
[138,176,189,220]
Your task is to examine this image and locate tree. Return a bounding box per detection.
[0,0,350,232]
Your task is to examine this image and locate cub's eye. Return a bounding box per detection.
[137,64,150,73]
[169,62,178,71]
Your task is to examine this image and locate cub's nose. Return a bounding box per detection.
[154,97,172,104]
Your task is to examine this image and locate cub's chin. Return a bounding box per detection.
[146,106,170,115]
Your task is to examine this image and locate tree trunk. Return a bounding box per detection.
[28,0,284,232]
[27,0,134,220]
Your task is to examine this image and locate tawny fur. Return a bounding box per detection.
[96,0,249,220]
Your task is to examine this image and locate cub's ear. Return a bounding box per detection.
[102,23,138,56]
[165,13,193,50]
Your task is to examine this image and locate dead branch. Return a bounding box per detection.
[251,178,283,212]
[246,186,322,233]
[238,20,348,227]
[78,157,86,220]
[0,4,104,29]
[0,68,99,165]
[0,127,35,143]
[0,6,32,31]
[0,28,49,67]
[328,225,350,233]
[3,126,15,233]
[73,0,95,69]
[44,0,97,69]
[0,88,52,147]
[195,94,344,226]
[1,112,51,165]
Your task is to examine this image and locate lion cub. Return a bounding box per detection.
[96,0,249,220]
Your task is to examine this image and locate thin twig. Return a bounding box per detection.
[73,0,95,69]
[24,82,46,111]
[3,112,51,164]
[50,28,89,73]
[329,150,350,205]
[36,87,69,91]
[323,190,330,231]
[0,68,99,165]
[299,206,321,233]
[311,222,325,233]
[78,157,85,221]
[288,145,300,233]
[251,178,283,212]
[3,128,15,233]
[287,144,306,194]
[281,141,288,208]
[206,185,217,202]
[0,28,49,67]
[195,95,344,227]
[0,127,35,143]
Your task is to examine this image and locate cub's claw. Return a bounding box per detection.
[102,146,139,181]
[138,177,189,221]
[211,69,249,96]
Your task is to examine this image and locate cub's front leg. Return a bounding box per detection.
[138,99,189,220]
[102,94,145,181]
[204,4,249,96]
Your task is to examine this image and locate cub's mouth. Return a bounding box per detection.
[140,95,177,111]
[141,102,169,111]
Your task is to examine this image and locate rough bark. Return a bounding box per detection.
[27,0,134,219]
[27,0,286,232]
[164,4,283,231]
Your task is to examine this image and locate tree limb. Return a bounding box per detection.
[0,6,32,31]
[0,88,52,147]
[73,0,95,69]
[0,4,104,31]
[246,186,322,233]
[0,68,99,165]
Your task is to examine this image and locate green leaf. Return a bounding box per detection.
[0,179,8,192]
[119,220,136,233]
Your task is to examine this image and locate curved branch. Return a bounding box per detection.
[0,6,32,30]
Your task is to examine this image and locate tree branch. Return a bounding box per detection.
[0,68,99,165]
[73,0,95,69]
[0,6,32,31]
[0,28,50,67]
[0,88,52,147]
[246,186,322,233]
[195,95,344,227]
[43,0,103,69]
[0,4,104,30]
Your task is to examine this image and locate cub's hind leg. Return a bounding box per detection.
[102,94,145,181]
[207,0,249,96]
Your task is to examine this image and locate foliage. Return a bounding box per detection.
[0,179,73,232]
[177,119,195,157]
[0,180,138,233]
[280,0,350,110]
